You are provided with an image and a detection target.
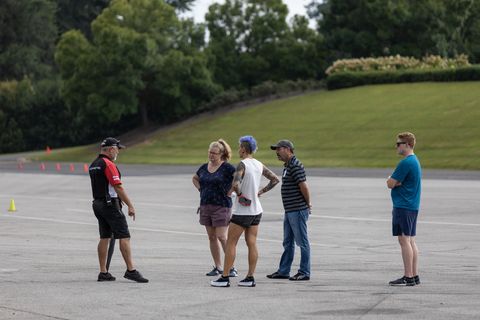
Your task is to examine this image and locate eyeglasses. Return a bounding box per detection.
[209,151,221,155]
[396,142,407,147]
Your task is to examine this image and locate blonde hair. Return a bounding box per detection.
[397,132,416,148]
[209,139,232,161]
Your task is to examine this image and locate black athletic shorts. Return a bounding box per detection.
[92,199,130,239]
[230,213,262,228]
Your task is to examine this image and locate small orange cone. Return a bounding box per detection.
[8,199,16,212]
[46,146,51,155]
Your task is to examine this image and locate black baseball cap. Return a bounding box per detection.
[101,137,125,149]
[270,139,294,151]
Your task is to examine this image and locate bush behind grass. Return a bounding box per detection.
[39,82,480,170]
[326,65,480,90]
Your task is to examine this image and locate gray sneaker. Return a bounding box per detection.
[229,267,238,277]
[206,266,223,276]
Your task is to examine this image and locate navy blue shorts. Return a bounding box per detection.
[392,207,418,236]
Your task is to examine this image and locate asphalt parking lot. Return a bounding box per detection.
[0,166,479,320]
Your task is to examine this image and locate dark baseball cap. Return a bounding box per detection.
[101,137,125,149]
[270,140,294,151]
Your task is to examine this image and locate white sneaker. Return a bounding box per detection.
[238,276,256,287]
[210,276,230,287]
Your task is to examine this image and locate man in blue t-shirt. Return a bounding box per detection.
[387,132,422,287]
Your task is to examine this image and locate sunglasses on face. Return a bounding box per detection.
[396,142,407,147]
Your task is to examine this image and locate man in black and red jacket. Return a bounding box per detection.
[89,137,148,283]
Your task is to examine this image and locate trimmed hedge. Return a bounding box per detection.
[326,55,470,75]
[326,65,480,90]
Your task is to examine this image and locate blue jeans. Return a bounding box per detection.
[277,209,310,276]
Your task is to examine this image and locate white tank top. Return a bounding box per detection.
[234,158,263,216]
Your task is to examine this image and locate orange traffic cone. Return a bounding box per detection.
[46,146,51,155]
[8,199,16,212]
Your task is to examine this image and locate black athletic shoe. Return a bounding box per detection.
[238,276,256,287]
[414,275,421,285]
[389,276,415,286]
[97,272,116,282]
[266,272,290,279]
[124,269,149,283]
[289,272,310,281]
[210,276,230,287]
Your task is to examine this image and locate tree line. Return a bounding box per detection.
[1,0,479,153]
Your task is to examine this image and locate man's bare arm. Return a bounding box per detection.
[298,181,311,209]
[387,176,402,189]
[113,184,135,220]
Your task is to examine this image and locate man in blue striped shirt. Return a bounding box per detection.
[267,140,312,281]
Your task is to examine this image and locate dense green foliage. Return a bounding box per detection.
[309,0,480,63]
[56,0,220,139]
[0,0,57,80]
[205,0,325,89]
[2,0,480,155]
[40,82,480,170]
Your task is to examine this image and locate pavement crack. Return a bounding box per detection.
[355,294,391,320]
[0,305,70,320]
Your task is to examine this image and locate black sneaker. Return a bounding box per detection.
[414,275,421,285]
[97,272,116,282]
[238,276,256,287]
[289,272,310,281]
[266,271,290,279]
[124,269,149,283]
[206,266,223,276]
[389,276,415,286]
[210,276,230,287]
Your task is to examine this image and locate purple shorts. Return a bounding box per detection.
[199,205,231,227]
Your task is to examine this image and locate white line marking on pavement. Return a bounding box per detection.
[65,207,480,227]
[0,214,352,248]
[1,194,478,227]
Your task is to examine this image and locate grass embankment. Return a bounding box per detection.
[39,82,480,169]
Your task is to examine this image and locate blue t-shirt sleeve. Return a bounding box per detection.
[196,163,207,177]
[224,163,235,184]
[226,163,235,176]
[391,159,409,183]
